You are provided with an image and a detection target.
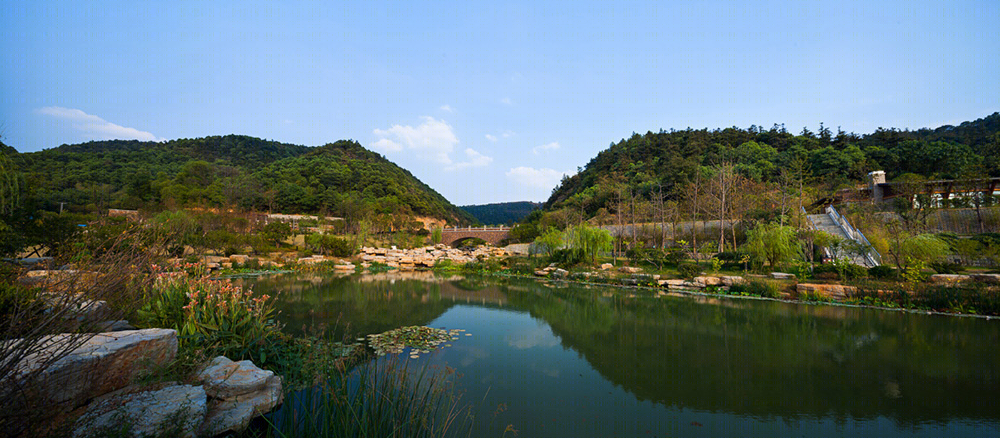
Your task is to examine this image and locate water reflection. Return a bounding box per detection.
[249,273,1000,436]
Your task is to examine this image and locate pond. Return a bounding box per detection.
[247,271,1000,437]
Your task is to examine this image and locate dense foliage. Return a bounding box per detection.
[545,112,1000,215]
[12,135,474,224]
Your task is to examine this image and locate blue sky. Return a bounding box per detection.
[2,1,998,205]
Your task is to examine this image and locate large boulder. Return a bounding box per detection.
[73,384,207,438]
[197,356,284,436]
[970,273,1000,284]
[693,276,722,287]
[4,329,177,415]
[930,274,971,284]
[796,283,856,300]
[720,276,746,286]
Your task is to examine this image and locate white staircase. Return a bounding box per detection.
[804,206,881,267]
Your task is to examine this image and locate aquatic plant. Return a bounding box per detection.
[366,326,462,358]
[261,354,473,438]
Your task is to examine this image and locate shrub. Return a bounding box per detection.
[868,265,896,279]
[812,263,839,279]
[677,263,700,279]
[714,251,744,268]
[838,261,869,280]
[550,248,585,266]
[135,271,281,366]
[729,279,781,298]
[929,261,964,275]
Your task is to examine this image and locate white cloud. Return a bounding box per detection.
[501,97,512,105]
[37,106,164,141]
[532,141,560,155]
[506,166,572,189]
[439,104,453,112]
[371,116,459,164]
[445,148,493,171]
[371,138,403,152]
[485,130,515,142]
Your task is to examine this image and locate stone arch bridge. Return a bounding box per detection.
[441,226,511,246]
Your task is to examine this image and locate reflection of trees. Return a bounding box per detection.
[251,274,455,338]
[502,284,1000,425]
[252,273,1000,425]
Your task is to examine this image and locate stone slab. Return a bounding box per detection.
[5,329,178,414]
[74,384,206,438]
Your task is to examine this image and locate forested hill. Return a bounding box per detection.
[545,112,1000,216]
[15,135,475,224]
[460,201,541,225]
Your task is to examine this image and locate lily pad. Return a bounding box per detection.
[367,325,462,356]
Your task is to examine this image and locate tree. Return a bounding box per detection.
[533,227,565,257]
[566,223,613,264]
[261,221,293,248]
[744,222,800,269]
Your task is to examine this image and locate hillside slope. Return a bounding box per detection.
[17,135,474,224]
[545,112,1000,217]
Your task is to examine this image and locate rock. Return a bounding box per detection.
[720,276,745,286]
[930,274,971,284]
[334,264,355,271]
[196,357,284,436]
[205,262,220,270]
[534,270,548,277]
[96,320,135,332]
[770,272,795,280]
[40,295,112,322]
[619,266,642,274]
[600,263,613,270]
[4,329,177,414]
[796,283,856,300]
[229,254,250,264]
[74,384,207,438]
[970,273,1000,284]
[200,375,282,436]
[694,276,722,287]
[198,356,273,399]
[658,279,686,287]
[553,268,569,278]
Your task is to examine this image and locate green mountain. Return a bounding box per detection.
[15,135,475,224]
[544,112,1000,216]
[460,201,541,225]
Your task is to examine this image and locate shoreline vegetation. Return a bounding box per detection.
[4,213,999,436]
[3,113,1000,435]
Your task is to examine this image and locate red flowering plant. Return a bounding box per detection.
[136,263,281,364]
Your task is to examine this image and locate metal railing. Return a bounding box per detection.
[825,205,882,266]
[802,207,834,261]
[442,226,512,232]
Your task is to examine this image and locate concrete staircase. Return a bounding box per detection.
[805,208,880,267]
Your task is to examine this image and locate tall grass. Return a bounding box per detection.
[0,227,158,436]
[848,282,1000,315]
[258,354,472,438]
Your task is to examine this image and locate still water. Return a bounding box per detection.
[248,272,1000,437]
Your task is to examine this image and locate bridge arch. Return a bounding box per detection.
[439,227,511,246]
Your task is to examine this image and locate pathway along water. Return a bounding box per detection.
[247,272,1000,437]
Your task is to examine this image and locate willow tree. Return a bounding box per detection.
[567,223,613,264]
[744,222,801,269]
